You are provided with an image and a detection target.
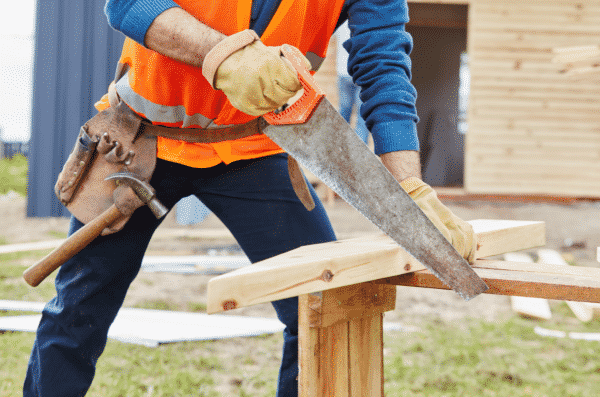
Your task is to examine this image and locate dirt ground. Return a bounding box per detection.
[2,188,600,326]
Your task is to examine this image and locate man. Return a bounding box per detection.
[24,1,476,396]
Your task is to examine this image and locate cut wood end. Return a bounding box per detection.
[221,300,238,311]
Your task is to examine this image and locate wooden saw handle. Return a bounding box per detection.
[23,204,123,287]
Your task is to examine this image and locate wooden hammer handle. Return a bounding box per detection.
[23,204,123,287]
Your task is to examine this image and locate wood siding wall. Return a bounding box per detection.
[466,0,600,197]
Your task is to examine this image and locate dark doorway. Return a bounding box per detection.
[407,3,468,186]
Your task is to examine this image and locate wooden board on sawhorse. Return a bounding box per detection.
[207,220,600,396]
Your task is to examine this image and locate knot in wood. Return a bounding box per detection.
[320,270,334,282]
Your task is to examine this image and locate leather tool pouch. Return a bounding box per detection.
[54,101,157,235]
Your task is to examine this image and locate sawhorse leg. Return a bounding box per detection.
[298,282,396,396]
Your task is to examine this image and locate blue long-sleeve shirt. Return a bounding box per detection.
[104,0,419,154]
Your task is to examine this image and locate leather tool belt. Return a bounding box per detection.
[54,101,314,236]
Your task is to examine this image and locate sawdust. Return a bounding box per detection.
[2,190,600,327]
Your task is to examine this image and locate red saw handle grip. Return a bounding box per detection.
[263,44,325,125]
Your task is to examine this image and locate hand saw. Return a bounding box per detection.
[260,45,488,300]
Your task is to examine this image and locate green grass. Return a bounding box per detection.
[0,259,57,305]
[3,307,600,396]
[0,249,52,264]
[384,314,600,397]
[45,230,68,240]
[132,299,180,311]
[188,302,208,312]
[0,154,27,196]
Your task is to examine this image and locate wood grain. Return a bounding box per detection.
[380,259,600,303]
[207,220,545,313]
[465,0,600,197]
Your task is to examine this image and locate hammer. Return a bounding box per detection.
[23,171,168,287]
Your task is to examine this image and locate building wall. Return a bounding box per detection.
[466,0,600,197]
[27,0,124,217]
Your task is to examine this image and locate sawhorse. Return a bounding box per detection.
[207,220,600,396]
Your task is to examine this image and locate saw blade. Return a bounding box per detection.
[260,99,488,300]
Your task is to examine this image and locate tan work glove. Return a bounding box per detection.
[400,177,477,264]
[202,30,309,116]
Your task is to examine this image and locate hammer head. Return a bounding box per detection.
[105,171,168,219]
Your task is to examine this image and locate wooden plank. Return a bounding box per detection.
[317,283,396,329]
[472,220,545,260]
[537,249,595,322]
[299,285,389,397]
[467,127,600,140]
[298,294,322,397]
[469,90,600,103]
[381,259,600,303]
[320,321,349,397]
[465,177,600,192]
[465,147,600,163]
[466,154,600,168]
[467,169,600,183]
[470,78,600,91]
[504,252,552,320]
[433,188,598,204]
[348,315,384,397]
[464,183,600,199]
[207,220,545,313]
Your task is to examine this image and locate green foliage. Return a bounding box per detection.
[0,154,28,196]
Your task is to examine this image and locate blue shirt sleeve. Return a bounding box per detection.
[104,0,179,46]
[340,0,419,154]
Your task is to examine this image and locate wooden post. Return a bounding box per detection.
[298,282,395,396]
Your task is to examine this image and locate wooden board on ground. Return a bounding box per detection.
[537,249,596,322]
[504,252,551,320]
[207,220,545,313]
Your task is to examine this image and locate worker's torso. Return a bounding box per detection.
[114,0,345,167]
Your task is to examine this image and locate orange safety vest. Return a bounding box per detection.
[96,0,345,168]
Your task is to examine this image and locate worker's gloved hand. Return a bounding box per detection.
[400,177,477,264]
[202,30,310,116]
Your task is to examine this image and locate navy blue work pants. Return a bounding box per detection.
[24,154,336,397]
